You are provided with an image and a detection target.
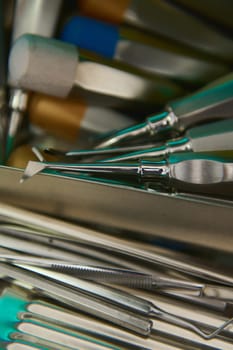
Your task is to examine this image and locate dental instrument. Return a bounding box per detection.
[60,15,228,86]
[16,264,233,340]
[0,202,232,286]
[46,118,233,162]
[0,253,203,293]
[1,287,146,350]
[8,34,184,112]
[20,153,233,199]
[0,263,153,336]
[94,78,233,148]
[78,0,233,63]
[44,143,159,160]
[101,118,233,162]
[6,0,62,158]
[2,285,220,350]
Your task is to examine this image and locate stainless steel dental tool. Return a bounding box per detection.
[93,78,233,148]
[1,286,152,350]
[1,288,203,350]
[78,0,233,63]
[44,143,160,160]
[0,202,232,286]
[0,263,153,336]
[44,118,233,162]
[1,223,233,304]
[21,153,233,198]
[0,253,203,294]
[60,15,229,87]
[4,253,233,312]
[8,34,184,112]
[12,264,233,340]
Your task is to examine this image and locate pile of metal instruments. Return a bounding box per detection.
[0,0,233,348]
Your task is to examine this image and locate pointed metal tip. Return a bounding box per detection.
[31,146,45,161]
[20,161,46,183]
[19,176,26,184]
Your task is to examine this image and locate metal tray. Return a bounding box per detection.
[0,165,232,252]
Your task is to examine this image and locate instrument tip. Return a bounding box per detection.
[20,161,46,183]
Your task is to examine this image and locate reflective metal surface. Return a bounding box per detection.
[95,111,175,148]
[0,202,233,288]
[126,0,233,62]
[0,254,203,293]
[103,119,233,162]
[116,38,228,85]
[13,264,233,340]
[11,0,62,42]
[0,168,232,252]
[9,34,183,113]
[0,264,153,336]
[170,158,233,184]
[19,156,233,200]
[95,80,233,148]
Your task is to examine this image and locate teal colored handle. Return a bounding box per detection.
[0,292,27,341]
[171,79,233,116]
